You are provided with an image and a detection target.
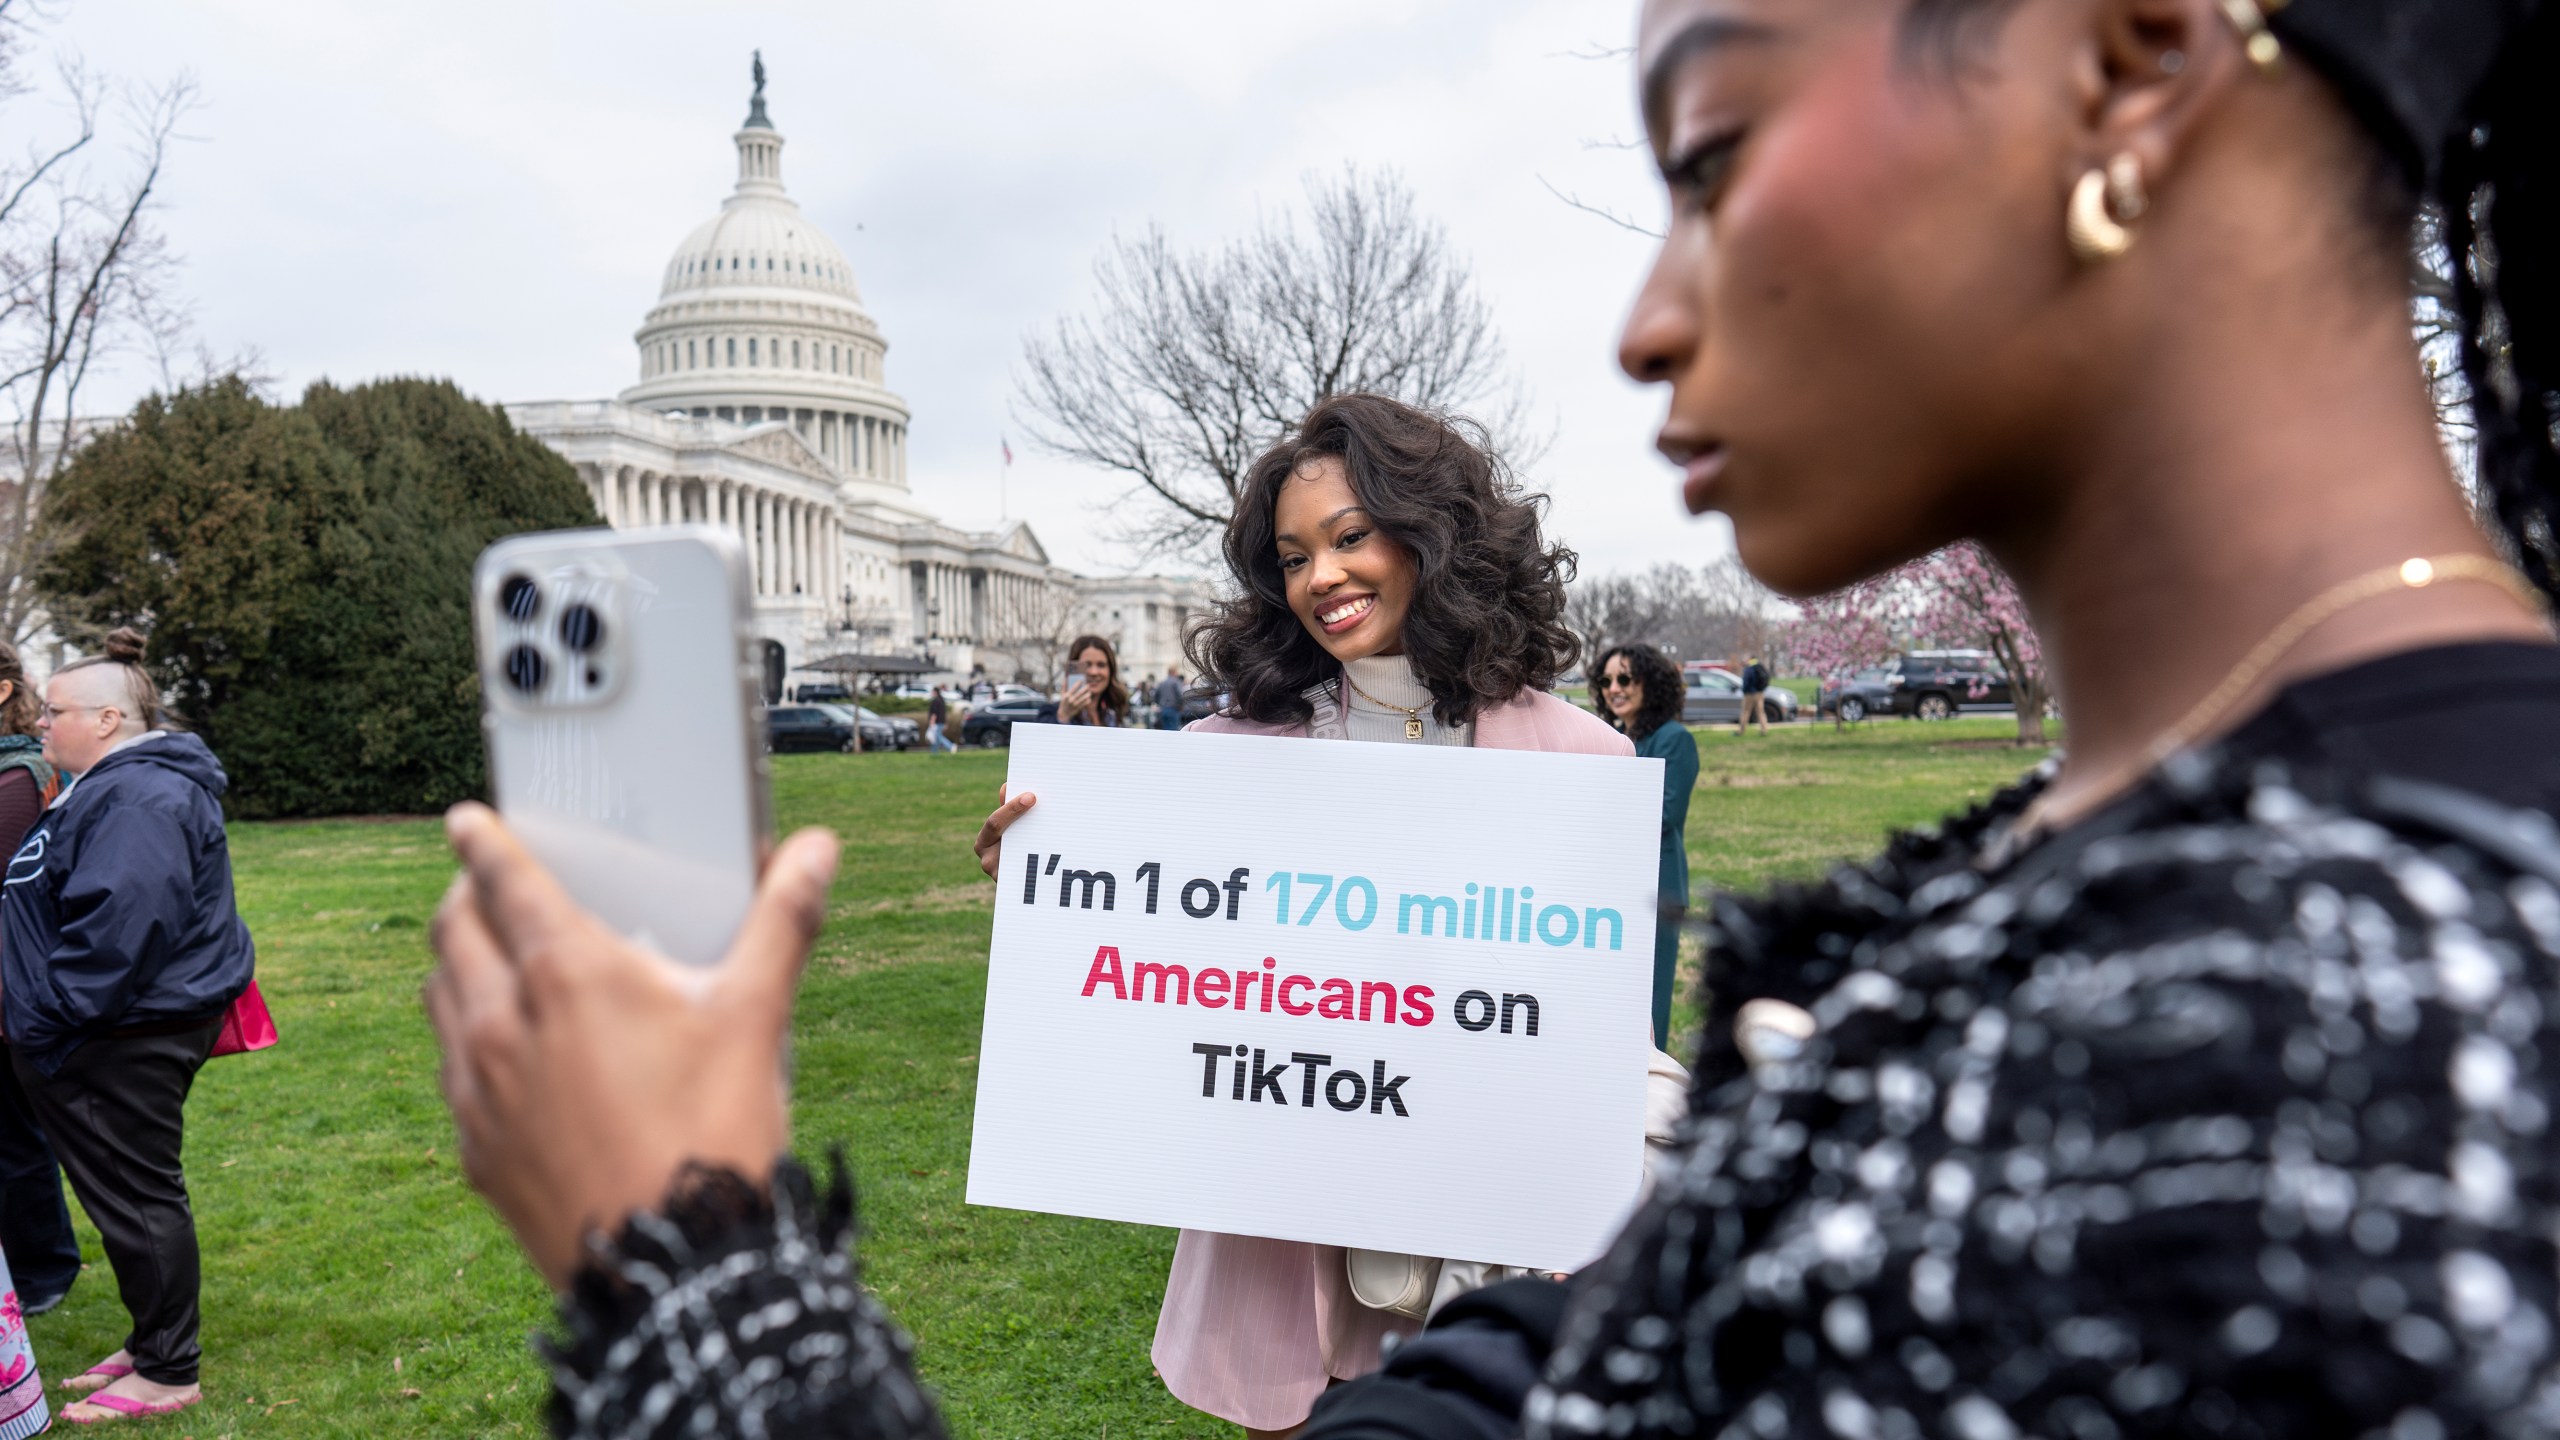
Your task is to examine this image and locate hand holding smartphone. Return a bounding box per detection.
[471,527,771,966]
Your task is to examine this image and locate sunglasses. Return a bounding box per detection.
[1600,674,1640,689]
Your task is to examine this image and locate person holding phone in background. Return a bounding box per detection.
[1044,634,1126,728]
[1592,643,1695,1050]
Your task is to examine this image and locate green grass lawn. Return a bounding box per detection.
[26,714,2048,1437]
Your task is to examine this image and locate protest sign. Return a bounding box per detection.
[966,722,1663,1270]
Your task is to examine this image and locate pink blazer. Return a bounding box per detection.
[1187,687,1634,757]
[1150,686,1634,1431]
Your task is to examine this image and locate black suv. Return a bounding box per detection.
[961,697,1050,748]
[1886,650,2012,720]
[764,705,859,753]
[1818,667,1897,723]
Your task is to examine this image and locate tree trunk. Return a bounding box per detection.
[2014,683,2049,746]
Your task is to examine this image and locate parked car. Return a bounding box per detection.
[789,682,852,704]
[1884,650,2012,720]
[1680,667,1799,724]
[1819,667,1898,723]
[815,703,918,750]
[993,683,1044,705]
[961,697,1049,748]
[764,704,860,753]
[860,705,923,749]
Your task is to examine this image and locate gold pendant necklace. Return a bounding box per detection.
[2016,553,2550,838]
[1342,673,1426,739]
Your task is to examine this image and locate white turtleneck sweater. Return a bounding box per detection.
[1341,654,1473,747]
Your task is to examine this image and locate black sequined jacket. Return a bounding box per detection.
[544,650,2560,1438]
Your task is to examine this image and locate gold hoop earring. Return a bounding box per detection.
[2067,154,2143,264]
[2215,0,2285,73]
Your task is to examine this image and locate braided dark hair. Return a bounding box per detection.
[2434,7,2560,600]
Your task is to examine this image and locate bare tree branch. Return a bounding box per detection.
[0,19,198,644]
[1012,167,1534,561]
[1537,176,1664,240]
[1569,555,1790,667]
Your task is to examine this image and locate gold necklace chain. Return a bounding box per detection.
[1341,673,1428,740]
[2017,554,2550,836]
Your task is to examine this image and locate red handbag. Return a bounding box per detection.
[209,979,278,1058]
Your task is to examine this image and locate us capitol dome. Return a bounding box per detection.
[510,56,1204,699]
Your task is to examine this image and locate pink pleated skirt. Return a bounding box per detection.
[1151,1229,1422,1431]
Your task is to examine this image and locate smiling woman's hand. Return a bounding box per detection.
[974,782,1036,880]
[424,801,840,1289]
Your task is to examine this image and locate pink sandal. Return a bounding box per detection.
[63,1391,199,1423]
[59,1361,130,1394]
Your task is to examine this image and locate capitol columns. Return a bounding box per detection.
[757,491,778,594]
[792,501,808,597]
[829,516,844,625]
[783,499,803,594]
[789,501,805,595]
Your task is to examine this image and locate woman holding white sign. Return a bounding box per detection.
[975,392,1646,1437]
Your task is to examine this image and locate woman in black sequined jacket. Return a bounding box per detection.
[422,1,2560,1436]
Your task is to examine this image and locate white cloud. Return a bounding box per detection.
[47,0,1717,577]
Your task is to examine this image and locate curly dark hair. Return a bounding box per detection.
[1186,394,1580,728]
[1591,643,1683,741]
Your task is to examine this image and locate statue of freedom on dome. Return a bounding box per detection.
[745,50,771,129]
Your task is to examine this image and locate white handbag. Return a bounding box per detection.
[1345,1249,1442,1319]
[1344,1046,1696,1320]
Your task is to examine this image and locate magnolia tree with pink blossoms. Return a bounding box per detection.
[1787,543,2053,744]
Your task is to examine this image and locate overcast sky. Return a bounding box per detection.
[38,0,1733,579]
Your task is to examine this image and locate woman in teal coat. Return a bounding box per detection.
[1594,643,1697,1049]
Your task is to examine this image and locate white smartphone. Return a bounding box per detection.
[472,526,771,965]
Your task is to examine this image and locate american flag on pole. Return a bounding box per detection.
[1002,437,1014,466]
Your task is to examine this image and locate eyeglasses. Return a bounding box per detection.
[1599,674,1639,690]
[38,703,98,722]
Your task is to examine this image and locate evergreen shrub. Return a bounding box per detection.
[38,376,597,817]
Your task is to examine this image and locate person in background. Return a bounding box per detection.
[1152,665,1185,731]
[1593,643,1696,1050]
[924,686,956,755]
[0,639,74,1321]
[1735,653,1770,735]
[6,628,253,1424]
[1047,635,1126,727]
[0,639,59,1438]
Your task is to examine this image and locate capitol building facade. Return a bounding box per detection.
[510,73,1209,696]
